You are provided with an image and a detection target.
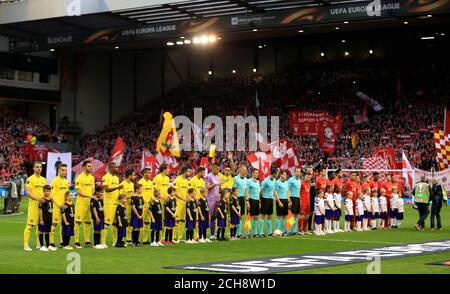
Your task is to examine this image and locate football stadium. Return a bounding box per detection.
[0,0,450,279]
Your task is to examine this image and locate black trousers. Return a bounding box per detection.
[430,202,442,229]
[415,202,430,227]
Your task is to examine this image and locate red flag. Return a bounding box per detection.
[141,150,157,178]
[258,159,270,183]
[199,157,210,173]
[317,123,337,154]
[445,108,450,134]
[93,137,125,181]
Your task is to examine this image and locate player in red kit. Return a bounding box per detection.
[382,173,394,228]
[316,168,328,193]
[332,169,344,193]
[345,172,359,228]
[369,172,381,192]
[361,175,371,192]
[299,174,312,234]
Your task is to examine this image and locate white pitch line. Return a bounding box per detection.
[0,212,24,217]
[0,220,25,224]
[287,237,401,245]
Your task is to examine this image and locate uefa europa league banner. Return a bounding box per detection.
[413,168,450,192]
[46,152,72,184]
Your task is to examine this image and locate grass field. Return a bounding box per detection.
[0,199,449,274]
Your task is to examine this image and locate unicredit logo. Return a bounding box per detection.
[47,36,73,45]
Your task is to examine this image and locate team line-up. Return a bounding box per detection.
[23,160,405,251]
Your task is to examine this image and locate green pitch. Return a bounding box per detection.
[0,200,449,274]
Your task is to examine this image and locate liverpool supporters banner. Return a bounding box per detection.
[46,152,72,184]
[372,147,399,169]
[317,122,337,154]
[289,111,342,136]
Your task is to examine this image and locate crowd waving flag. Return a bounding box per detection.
[433,128,450,169]
[156,112,180,157]
[93,137,126,181]
[402,151,414,191]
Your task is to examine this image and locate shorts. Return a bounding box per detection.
[52,206,62,224]
[355,215,362,222]
[93,218,105,231]
[164,217,176,228]
[389,208,398,218]
[186,220,196,230]
[334,209,342,218]
[300,198,310,215]
[218,218,226,228]
[396,212,404,220]
[175,202,186,221]
[38,224,51,233]
[260,198,273,215]
[151,221,163,231]
[117,227,126,238]
[238,197,246,214]
[131,216,144,229]
[372,212,379,220]
[199,219,209,230]
[325,209,334,220]
[276,199,288,216]
[345,215,353,222]
[249,199,260,216]
[26,202,39,226]
[291,197,300,215]
[75,202,92,223]
[367,212,373,219]
[363,211,370,219]
[378,212,386,219]
[230,215,240,225]
[314,215,324,225]
[62,224,74,236]
[143,203,150,223]
[104,203,117,225]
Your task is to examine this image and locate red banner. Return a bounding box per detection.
[289,111,342,136]
[372,147,399,169]
[317,122,337,154]
[93,137,126,181]
[23,144,59,162]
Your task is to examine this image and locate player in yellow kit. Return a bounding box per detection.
[153,164,170,200]
[173,166,190,242]
[102,163,123,247]
[74,160,95,249]
[137,168,154,244]
[23,161,47,251]
[189,167,206,239]
[49,164,69,250]
[219,165,235,190]
[119,169,135,244]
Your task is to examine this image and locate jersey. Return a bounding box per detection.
[219,173,234,190]
[345,180,358,202]
[397,197,404,213]
[198,198,209,219]
[153,173,171,199]
[217,199,228,220]
[390,193,399,209]
[230,196,240,217]
[233,175,248,197]
[173,176,189,202]
[333,193,342,209]
[314,197,325,215]
[39,199,53,225]
[186,200,197,221]
[62,202,75,226]
[119,180,134,201]
[261,176,276,199]
[102,173,120,205]
[355,199,364,216]
[371,197,380,213]
[137,178,154,204]
[287,176,301,198]
[130,196,144,216]
[165,197,177,220]
[332,177,343,192]
[369,180,381,192]
[115,205,128,227]
[316,176,328,193]
[275,179,289,200]
[50,176,69,208]
[382,181,393,197]
[26,174,47,205]
[379,196,387,212]
[324,193,335,210]
[362,195,371,211]
[90,198,105,220]
[247,178,261,200]
[344,198,353,216]
[149,200,163,223]
[188,175,205,200]
[75,172,95,205]
[361,182,371,194]
[300,180,311,201]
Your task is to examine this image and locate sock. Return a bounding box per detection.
[165,229,169,242]
[169,230,173,242]
[156,231,160,243]
[44,233,49,247]
[50,225,56,245]
[101,226,107,245]
[94,232,100,245]
[143,223,149,242]
[259,219,264,235]
[221,228,225,239]
[303,218,308,232]
[74,223,80,243]
[293,217,298,233]
[252,220,257,235]
[63,235,69,246]
[151,230,155,243]
[177,222,184,240]
[23,225,33,248]
[298,218,303,232]
[281,219,286,233]
[266,219,273,235]
[275,218,280,230]
[112,226,117,246]
[236,223,242,236]
[84,223,91,243]
[38,233,44,247]
[126,227,132,242]
[230,227,234,238]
